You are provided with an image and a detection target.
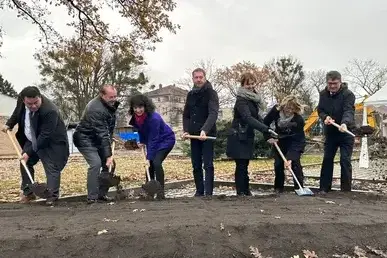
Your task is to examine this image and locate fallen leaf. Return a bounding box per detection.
[220,223,225,231]
[133,209,138,212]
[366,246,387,257]
[332,255,353,258]
[303,249,318,258]
[354,246,367,257]
[249,246,263,258]
[97,229,108,235]
[140,209,146,212]
[103,218,118,222]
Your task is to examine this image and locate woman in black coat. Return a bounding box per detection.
[226,73,270,196]
[263,95,306,193]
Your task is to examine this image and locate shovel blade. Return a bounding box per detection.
[295,187,314,196]
[142,180,162,197]
[30,183,52,199]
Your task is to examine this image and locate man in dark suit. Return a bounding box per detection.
[2,86,69,205]
[317,71,356,194]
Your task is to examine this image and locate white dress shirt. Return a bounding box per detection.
[24,107,33,142]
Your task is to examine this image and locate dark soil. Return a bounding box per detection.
[1,192,387,258]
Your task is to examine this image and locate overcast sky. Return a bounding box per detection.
[1,0,387,92]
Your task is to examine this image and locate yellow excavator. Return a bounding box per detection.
[304,96,377,137]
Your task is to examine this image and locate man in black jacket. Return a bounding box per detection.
[182,68,219,196]
[317,71,356,194]
[73,84,119,203]
[2,86,69,205]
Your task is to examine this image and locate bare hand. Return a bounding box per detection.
[199,130,207,141]
[20,153,29,163]
[137,143,145,148]
[339,123,347,132]
[106,157,113,167]
[1,125,10,133]
[324,116,334,125]
[181,132,190,140]
[267,138,278,145]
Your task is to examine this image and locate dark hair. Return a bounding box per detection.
[128,94,155,115]
[240,72,257,86]
[192,68,206,77]
[326,71,342,81]
[20,86,41,99]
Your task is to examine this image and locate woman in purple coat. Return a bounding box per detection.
[128,94,176,199]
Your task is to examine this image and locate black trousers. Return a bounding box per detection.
[234,159,251,195]
[190,139,214,196]
[21,141,65,199]
[320,134,354,192]
[273,144,304,190]
[146,147,173,188]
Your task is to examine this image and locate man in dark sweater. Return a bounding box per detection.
[73,84,119,203]
[2,86,69,205]
[182,68,219,196]
[317,71,356,194]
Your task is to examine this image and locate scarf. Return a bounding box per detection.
[135,113,147,128]
[277,111,294,128]
[236,87,264,110]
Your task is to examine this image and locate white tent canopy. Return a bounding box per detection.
[364,84,387,114]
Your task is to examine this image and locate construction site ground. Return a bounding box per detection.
[0,191,387,258]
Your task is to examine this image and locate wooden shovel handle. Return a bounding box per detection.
[185,135,217,140]
[6,130,35,183]
[141,145,151,181]
[108,141,116,173]
[330,122,356,137]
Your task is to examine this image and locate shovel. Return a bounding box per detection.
[273,142,314,196]
[140,145,162,198]
[6,130,51,199]
[98,140,123,198]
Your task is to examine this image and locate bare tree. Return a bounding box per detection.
[175,58,231,107]
[215,61,270,108]
[0,0,180,54]
[344,59,387,96]
[264,55,305,102]
[305,69,327,94]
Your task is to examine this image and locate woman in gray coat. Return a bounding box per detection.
[226,73,270,196]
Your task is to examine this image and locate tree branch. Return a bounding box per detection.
[66,0,118,44]
[11,0,50,44]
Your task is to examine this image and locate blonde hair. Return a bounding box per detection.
[240,72,257,86]
[278,95,304,115]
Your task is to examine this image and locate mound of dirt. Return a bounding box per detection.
[0,192,387,257]
[369,136,387,159]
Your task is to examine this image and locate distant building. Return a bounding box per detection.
[145,84,189,129]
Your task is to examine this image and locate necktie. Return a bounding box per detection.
[29,111,38,152]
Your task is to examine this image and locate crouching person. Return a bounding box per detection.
[263,95,306,193]
[226,73,270,196]
[73,85,119,204]
[2,86,69,205]
[128,94,175,200]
